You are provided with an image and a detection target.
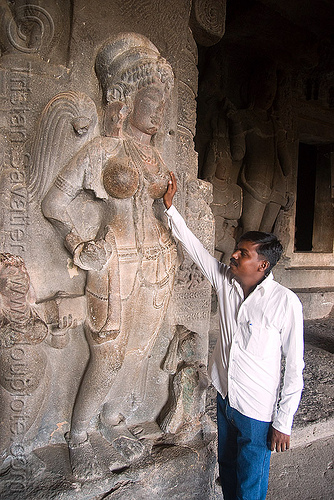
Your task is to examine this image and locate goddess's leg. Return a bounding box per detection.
[70,334,125,443]
[67,331,127,479]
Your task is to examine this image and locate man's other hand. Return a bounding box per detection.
[270,426,290,452]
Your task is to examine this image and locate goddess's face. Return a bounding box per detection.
[129,80,167,136]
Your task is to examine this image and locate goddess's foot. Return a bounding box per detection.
[98,419,147,462]
[112,435,145,461]
[66,433,103,480]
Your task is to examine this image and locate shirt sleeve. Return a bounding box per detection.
[272,292,304,435]
[165,205,227,291]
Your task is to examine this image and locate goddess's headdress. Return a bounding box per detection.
[95,32,174,104]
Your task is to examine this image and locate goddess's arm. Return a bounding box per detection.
[42,138,119,272]
[41,146,89,254]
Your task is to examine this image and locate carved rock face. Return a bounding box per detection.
[0,16,216,490]
[0,264,30,300]
[0,345,48,395]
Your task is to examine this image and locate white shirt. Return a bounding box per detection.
[166,205,304,435]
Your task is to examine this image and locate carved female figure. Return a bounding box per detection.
[41,33,177,476]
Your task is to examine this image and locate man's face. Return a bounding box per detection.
[229,240,267,283]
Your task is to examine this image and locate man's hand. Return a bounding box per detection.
[270,426,290,452]
[163,172,177,209]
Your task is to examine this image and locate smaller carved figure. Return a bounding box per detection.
[185,178,214,221]
[0,254,47,346]
[0,253,48,466]
[0,253,74,471]
[160,325,210,441]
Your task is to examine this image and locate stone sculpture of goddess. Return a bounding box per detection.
[40,33,178,478]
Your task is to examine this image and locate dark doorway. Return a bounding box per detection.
[295,143,334,252]
[295,143,317,251]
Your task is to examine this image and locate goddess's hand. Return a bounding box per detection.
[74,239,112,271]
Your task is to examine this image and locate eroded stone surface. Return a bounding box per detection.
[1,1,334,497]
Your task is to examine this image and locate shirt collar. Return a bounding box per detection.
[229,271,274,297]
[256,272,274,296]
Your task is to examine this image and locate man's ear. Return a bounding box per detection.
[259,260,270,272]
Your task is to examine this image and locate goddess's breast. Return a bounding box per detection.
[145,169,170,199]
[103,157,139,199]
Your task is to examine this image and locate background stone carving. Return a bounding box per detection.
[198,56,294,259]
[0,253,80,475]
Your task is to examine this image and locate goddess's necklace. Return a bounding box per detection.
[124,136,159,170]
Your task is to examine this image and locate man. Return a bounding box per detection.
[163,172,304,500]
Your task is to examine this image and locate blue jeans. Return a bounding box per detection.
[217,393,271,500]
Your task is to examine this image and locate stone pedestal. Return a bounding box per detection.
[0,428,221,500]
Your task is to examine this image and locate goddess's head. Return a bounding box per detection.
[95,33,174,136]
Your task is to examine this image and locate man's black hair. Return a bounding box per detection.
[238,231,283,276]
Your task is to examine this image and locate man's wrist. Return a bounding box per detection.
[164,204,176,214]
[271,420,292,436]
